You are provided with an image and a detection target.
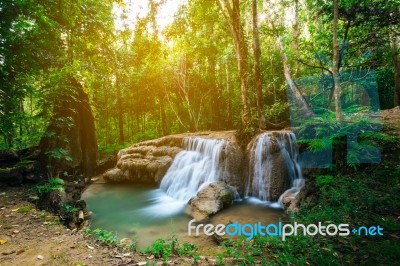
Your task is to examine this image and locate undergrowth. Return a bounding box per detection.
[141,235,200,263]
[216,134,400,265]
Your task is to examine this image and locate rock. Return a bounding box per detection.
[246,132,293,201]
[103,131,246,197]
[97,155,117,174]
[103,168,125,182]
[219,140,245,195]
[119,238,133,247]
[0,166,24,185]
[38,189,67,213]
[188,182,234,221]
[0,150,19,163]
[37,255,44,260]
[74,199,87,211]
[103,135,184,184]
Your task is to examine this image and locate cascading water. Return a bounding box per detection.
[160,137,226,202]
[246,132,304,207]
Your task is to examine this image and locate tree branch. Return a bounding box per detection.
[296,59,333,75]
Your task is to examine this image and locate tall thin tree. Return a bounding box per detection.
[332,0,342,121]
[216,0,251,127]
[252,0,266,129]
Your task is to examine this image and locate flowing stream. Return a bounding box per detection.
[160,137,226,201]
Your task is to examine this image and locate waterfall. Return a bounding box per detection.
[160,137,225,202]
[247,132,304,207]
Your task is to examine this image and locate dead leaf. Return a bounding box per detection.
[16,249,25,255]
[0,239,7,245]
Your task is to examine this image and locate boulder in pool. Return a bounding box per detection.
[187,181,234,221]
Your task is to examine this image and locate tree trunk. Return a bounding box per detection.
[160,97,168,135]
[116,72,124,144]
[226,62,232,125]
[332,0,342,121]
[393,35,400,107]
[217,0,251,127]
[209,55,221,130]
[292,0,299,52]
[39,77,98,178]
[252,0,266,129]
[276,37,314,119]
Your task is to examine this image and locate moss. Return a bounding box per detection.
[0,168,12,174]
[16,204,35,213]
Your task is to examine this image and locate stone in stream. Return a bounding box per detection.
[187,181,234,221]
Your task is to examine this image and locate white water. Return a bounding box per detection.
[247,132,304,207]
[160,137,226,202]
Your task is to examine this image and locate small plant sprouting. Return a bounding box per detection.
[61,203,79,214]
[142,235,199,262]
[35,178,65,199]
[83,227,118,246]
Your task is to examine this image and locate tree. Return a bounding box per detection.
[276,37,314,119]
[332,0,342,121]
[252,0,266,129]
[216,0,251,127]
[393,33,400,107]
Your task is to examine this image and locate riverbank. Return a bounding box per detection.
[0,185,219,266]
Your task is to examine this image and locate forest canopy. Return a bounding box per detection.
[0,0,399,151]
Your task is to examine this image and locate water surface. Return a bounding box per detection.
[83,183,287,251]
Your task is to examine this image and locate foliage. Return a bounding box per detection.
[61,203,80,214]
[46,148,73,161]
[217,136,399,265]
[376,67,395,110]
[141,235,199,262]
[83,227,118,246]
[296,111,398,167]
[35,178,64,198]
[1,0,398,149]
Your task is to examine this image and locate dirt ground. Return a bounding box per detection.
[381,106,400,136]
[0,185,215,266]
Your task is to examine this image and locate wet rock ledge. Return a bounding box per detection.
[102,131,245,193]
